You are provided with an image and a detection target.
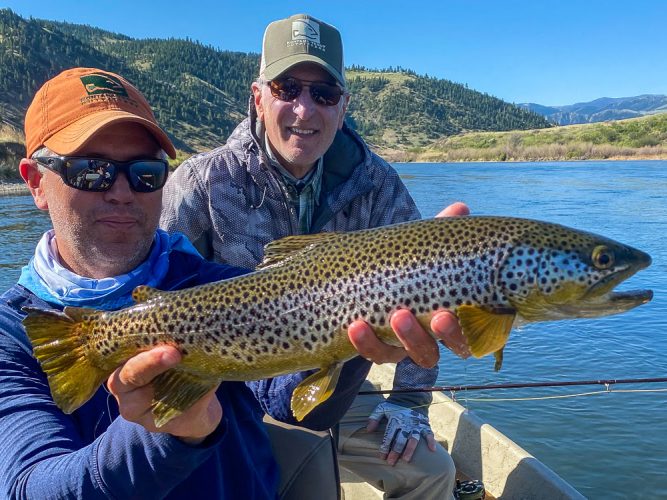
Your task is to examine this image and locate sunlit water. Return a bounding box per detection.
[396,160,667,499]
[1,161,665,498]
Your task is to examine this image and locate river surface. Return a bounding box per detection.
[1,160,665,499]
[395,160,666,499]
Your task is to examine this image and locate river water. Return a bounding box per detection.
[396,160,666,499]
[1,160,665,498]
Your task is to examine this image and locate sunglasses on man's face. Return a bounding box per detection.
[268,77,345,106]
[34,156,169,193]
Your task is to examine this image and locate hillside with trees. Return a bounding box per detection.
[346,69,549,149]
[0,8,551,175]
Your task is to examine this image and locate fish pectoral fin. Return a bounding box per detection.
[290,363,344,422]
[150,368,220,428]
[258,233,343,269]
[132,285,163,303]
[456,305,515,363]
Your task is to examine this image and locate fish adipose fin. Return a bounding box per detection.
[22,306,109,413]
[290,362,344,421]
[258,232,343,269]
[456,305,515,371]
[151,368,220,427]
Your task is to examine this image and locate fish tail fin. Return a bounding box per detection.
[22,306,109,413]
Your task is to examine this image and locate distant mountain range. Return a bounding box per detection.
[519,95,667,125]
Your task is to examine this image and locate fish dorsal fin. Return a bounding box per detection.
[290,362,344,421]
[150,367,220,428]
[456,305,515,370]
[258,232,343,269]
[132,285,162,303]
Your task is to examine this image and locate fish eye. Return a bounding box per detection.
[592,245,615,270]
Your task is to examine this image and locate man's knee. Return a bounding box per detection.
[388,442,456,499]
[409,440,456,480]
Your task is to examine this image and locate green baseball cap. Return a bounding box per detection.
[260,14,346,87]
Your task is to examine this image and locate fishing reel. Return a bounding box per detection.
[454,479,485,500]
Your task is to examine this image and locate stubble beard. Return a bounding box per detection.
[53,214,155,279]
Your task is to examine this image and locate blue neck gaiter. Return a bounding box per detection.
[18,229,200,310]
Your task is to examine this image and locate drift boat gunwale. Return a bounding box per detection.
[340,364,585,500]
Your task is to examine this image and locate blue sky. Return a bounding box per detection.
[3,0,665,106]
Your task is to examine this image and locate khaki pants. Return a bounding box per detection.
[266,383,456,500]
[337,383,456,500]
[265,415,340,500]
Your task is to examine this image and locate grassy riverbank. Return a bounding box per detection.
[389,113,667,162]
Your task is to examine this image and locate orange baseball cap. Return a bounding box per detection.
[24,67,176,159]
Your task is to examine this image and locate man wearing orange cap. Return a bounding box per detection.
[162,13,465,500]
[0,67,450,499]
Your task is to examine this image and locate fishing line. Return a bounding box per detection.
[438,387,667,404]
[342,387,667,420]
[355,377,667,411]
[358,377,667,396]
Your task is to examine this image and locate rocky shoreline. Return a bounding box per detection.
[0,182,29,196]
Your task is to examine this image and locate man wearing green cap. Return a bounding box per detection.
[161,13,467,499]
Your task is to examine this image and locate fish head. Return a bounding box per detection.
[500,224,653,321]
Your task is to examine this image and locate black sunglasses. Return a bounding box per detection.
[268,77,345,106]
[34,156,169,193]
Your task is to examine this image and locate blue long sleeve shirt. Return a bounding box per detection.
[0,249,369,499]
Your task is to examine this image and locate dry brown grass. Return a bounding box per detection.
[401,142,667,163]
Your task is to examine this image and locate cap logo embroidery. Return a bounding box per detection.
[289,19,325,51]
[292,19,320,42]
[80,73,129,97]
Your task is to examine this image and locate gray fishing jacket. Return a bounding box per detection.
[160,104,436,413]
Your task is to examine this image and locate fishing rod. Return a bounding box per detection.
[358,377,667,395]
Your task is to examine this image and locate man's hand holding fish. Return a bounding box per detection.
[107,345,222,445]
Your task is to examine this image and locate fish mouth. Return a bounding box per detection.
[576,259,653,316]
[569,287,653,318]
[606,288,653,306]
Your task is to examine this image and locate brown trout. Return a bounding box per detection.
[23,216,652,426]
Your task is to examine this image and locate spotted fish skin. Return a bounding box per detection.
[23,216,652,425]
